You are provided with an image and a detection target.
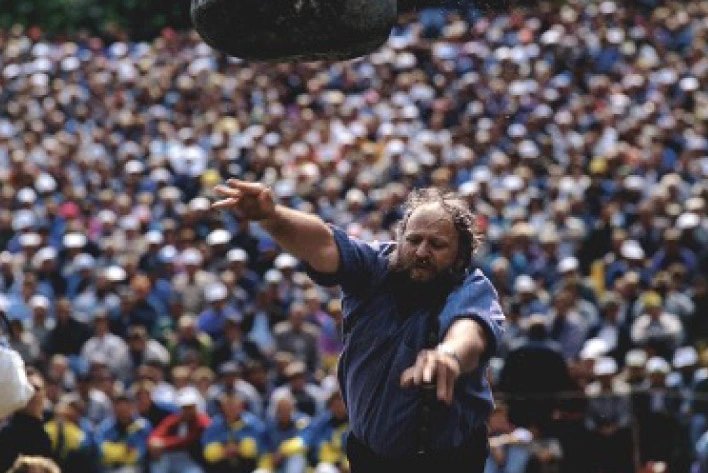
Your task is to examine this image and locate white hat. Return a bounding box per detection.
[98,210,117,225]
[227,248,248,263]
[105,265,127,282]
[205,283,228,302]
[207,229,230,246]
[594,356,618,376]
[274,253,298,270]
[558,256,579,274]
[189,197,211,212]
[580,338,610,361]
[125,160,145,174]
[620,240,645,260]
[150,168,171,183]
[646,357,671,375]
[181,248,203,266]
[676,213,700,230]
[17,188,37,204]
[30,294,50,309]
[63,233,87,249]
[458,181,479,197]
[74,253,95,270]
[175,387,203,408]
[34,246,57,263]
[159,186,182,201]
[625,349,648,368]
[264,269,283,284]
[673,346,698,369]
[146,231,164,245]
[20,233,41,247]
[158,245,177,262]
[514,275,535,293]
[120,216,140,231]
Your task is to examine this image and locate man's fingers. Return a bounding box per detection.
[423,353,436,385]
[211,197,240,209]
[226,179,265,195]
[400,368,414,387]
[214,185,242,198]
[437,361,449,403]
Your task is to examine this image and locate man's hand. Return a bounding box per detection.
[400,348,461,405]
[212,179,277,221]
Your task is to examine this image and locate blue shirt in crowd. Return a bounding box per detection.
[307,226,505,457]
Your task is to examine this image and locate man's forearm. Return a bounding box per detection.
[260,205,340,274]
[437,319,488,374]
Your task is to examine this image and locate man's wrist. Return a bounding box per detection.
[436,345,461,371]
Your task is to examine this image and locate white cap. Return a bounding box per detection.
[74,253,95,270]
[98,210,117,225]
[63,233,87,249]
[227,248,248,263]
[514,275,535,293]
[620,240,645,260]
[120,216,139,231]
[105,265,127,282]
[676,213,700,230]
[17,188,37,204]
[625,349,647,368]
[175,387,203,408]
[274,253,298,270]
[265,269,283,284]
[180,248,203,266]
[189,197,211,212]
[146,231,164,245]
[205,282,228,302]
[158,245,177,262]
[125,160,145,174]
[13,210,36,231]
[34,246,58,263]
[20,233,41,247]
[207,229,230,246]
[30,294,50,309]
[558,256,579,274]
[646,357,671,375]
[594,356,618,376]
[673,346,698,369]
[580,338,610,361]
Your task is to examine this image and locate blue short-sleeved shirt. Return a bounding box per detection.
[307,226,505,457]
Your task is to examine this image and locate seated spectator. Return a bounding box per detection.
[44,396,96,473]
[210,313,264,370]
[132,380,179,430]
[42,298,92,359]
[96,393,151,473]
[584,357,633,473]
[127,325,171,372]
[81,309,132,381]
[168,314,213,367]
[149,387,211,473]
[299,389,349,471]
[272,361,324,417]
[202,392,269,473]
[549,289,589,360]
[265,390,311,473]
[631,292,683,357]
[7,317,40,364]
[587,292,632,364]
[206,361,263,418]
[274,302,320,374]
[0,369,53,473]
[198,282,241,341]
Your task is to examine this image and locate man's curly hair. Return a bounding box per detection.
[391,187,481,281]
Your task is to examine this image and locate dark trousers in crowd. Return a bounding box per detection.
[346,431,488,473]
[587,427,634,473]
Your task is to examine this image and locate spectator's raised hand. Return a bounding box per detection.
[212,179,277,221]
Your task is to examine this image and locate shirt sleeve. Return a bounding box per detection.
[304,225,385,294]
[438,270,505,363]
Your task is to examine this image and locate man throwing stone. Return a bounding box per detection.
[213,180,504,473]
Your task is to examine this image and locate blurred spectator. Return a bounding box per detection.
[96,393,151,473]
[265,390,310,473]
[274,302,320,374]
[81,310,132,381]
[631,292,684,357]
[201,392,269,473]
[148,387,210,473]
[0,369,52,472]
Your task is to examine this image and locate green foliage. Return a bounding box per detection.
[0,0,193,39]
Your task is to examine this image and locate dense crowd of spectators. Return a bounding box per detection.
[0,0,707,472]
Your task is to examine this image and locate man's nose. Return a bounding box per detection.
[415,242,431,258]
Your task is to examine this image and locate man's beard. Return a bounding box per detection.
[388,255,458,312]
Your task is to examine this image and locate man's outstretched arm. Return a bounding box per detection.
[212,179,340,274]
